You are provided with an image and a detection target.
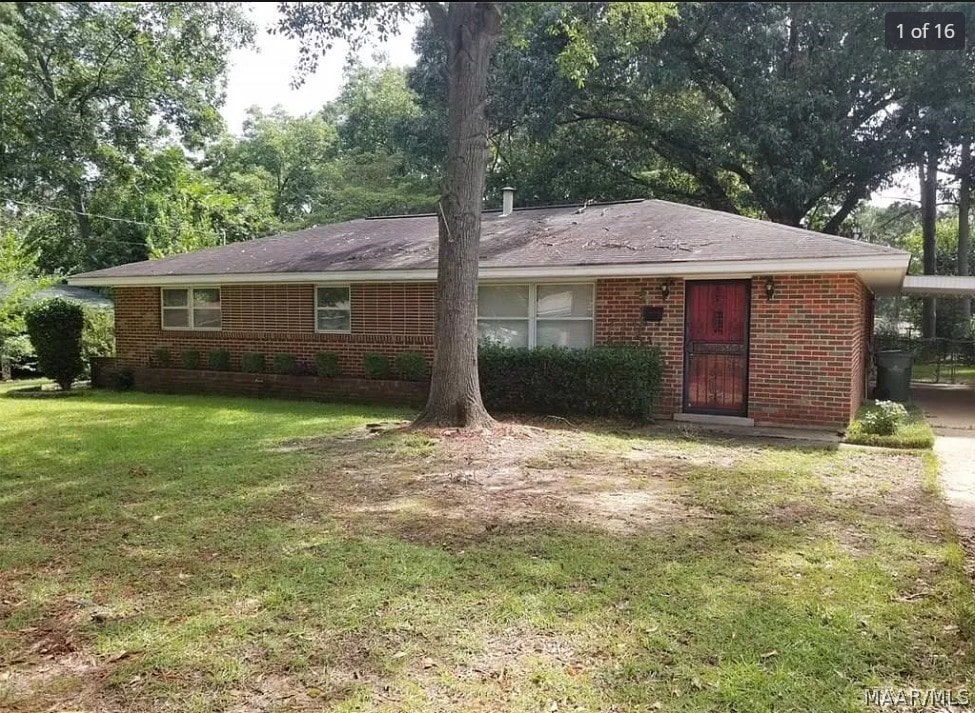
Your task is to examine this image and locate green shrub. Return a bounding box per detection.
[845,402,934,449]
[363,352,392,379]
[478,344,663,421]
[272,353,299,375]
[1,334,37,378]
[314,351,341,378]
[109,367,135,391]
[396,351,428,381]
[153,346,172,368]
[241,353,266,373]
[24,298,85,390]
[208,349,231,371]
[181,349,202,370]
[860,400,909,436]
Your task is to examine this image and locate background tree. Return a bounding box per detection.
[408,2,914,228]
[207,106,338,223]
[0,229,51,379]
[0,2,253,267]
[278,2,672,427]
[959,141,972,324]
[278,1,503,428]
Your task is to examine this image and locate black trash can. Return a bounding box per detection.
[875,350,913,403]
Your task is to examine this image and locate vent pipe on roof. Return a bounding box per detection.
[501,186,515,217]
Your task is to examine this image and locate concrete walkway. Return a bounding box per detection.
[912,384,975,561]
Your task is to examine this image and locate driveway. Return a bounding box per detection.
[913,383,975,563]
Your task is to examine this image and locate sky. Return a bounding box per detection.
[221,3,918,208]
[221,4,419,135]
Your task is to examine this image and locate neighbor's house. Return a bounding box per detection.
[68,197,911,428]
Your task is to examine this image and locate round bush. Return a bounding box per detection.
[153,346,172,368]
[395,351,428,381]
[241,353,266,373]
[272,353,299,375]
[314,351,341,378]
[363,353,392,379]
[208,349,231,371]
[860,400,909,436]
[24,298,85,390]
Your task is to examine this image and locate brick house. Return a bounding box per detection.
[69,197,911,428]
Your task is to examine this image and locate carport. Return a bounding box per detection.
[899,277,975,555]
[890,276,975,385]
[900,275,975,297]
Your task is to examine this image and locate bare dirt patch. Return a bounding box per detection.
[819,451,946,543]
[296,424,707,543]
[0,599,132,713]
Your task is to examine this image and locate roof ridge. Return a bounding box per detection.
[646,199,900,255]
[363,198,646,221]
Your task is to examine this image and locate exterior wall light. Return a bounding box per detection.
[660,279,672,301]
[764,276,776,300]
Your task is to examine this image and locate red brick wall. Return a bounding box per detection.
[115,284,435,377]
[593,278,685,417]
[115,275,870,426]
[747,274,869,427]
[850,280,873,416]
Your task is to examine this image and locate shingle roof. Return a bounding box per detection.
[0,282,114,308]
[70,199,908,281]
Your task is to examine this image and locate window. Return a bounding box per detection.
[161,288,221,330]
[478,283,593,349]
[477,284,530,347]
[316,286,351,333]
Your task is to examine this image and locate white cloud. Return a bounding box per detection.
[222,3,419,135]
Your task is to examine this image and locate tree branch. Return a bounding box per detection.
[423,2,449,39]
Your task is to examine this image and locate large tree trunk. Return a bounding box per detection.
[920,151,938,338]
[70,183,93,243]
[959,140,972,327]
[413,2,500,428]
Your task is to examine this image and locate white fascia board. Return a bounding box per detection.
[67,254,909,287]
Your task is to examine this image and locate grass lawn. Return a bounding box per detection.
[844,403,936,449]
[912,363,975,385]
[1,382,973,712]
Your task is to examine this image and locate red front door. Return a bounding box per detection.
[684,280,750,416]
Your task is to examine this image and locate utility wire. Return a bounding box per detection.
[2,194,189,246]
[3,196,161,229]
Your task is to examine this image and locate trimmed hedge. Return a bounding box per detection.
[24,298,85,390]
[208,349,231,371]
[241,353,266,373]
[363,352,392,380]
[478,344,663,421]
[396,351,428,381]
[314,351,341,378]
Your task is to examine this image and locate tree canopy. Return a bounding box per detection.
[2,1,974,342]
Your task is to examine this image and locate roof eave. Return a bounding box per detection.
[68,254,910,290]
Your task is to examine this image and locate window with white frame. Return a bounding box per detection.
[161,288,221,330]
[478,283,593,349]
[316,286,351,333]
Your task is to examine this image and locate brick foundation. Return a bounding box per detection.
[94,361,427,407]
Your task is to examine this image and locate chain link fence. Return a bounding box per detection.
[875,335,975,384]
